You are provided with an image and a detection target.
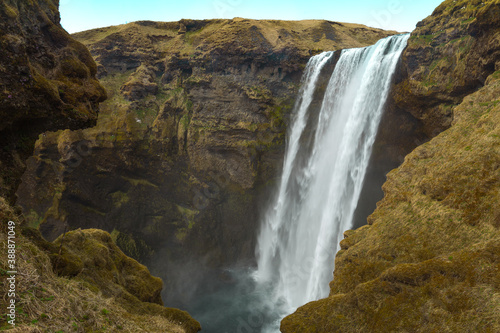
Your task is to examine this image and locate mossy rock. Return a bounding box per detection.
[53,228,164,305]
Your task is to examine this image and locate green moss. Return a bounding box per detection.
[110,191,129,208]
[269,102,292,128]
[184,28,204,46]
[176,205,198,229]
[422,79,438,87]
[178,113,191,133]
[122,176,158,188]
[185,73,212,86]
[78,203,106,216]
[491,71,500,80]
[112,230,154,261]
[479,100,500,107]
[25,209,44,229]
[175,229,188,242]
[244,85,272,100]
[410,34,436,47]
[43,183,66,222]
[1,2,19,19]
[185,98,193,111]
[60,56,89,79]
[31,68,60,101]
[110,229,120,244]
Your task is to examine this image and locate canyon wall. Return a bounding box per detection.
[0,0,106,201]
[15,18,395,305]
[6,0,497,330]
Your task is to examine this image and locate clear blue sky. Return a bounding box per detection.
[60,0,444,34]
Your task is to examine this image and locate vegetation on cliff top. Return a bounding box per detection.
[74,18,397,62]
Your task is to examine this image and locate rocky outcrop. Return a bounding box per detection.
[392,0,500,138]
[0,207,200,332]
[354,0,500,228]
[282,0,500,331]
[15,18,396,305]
[16,226,201,332]
[0,1,199,331]
[0,0,106,200]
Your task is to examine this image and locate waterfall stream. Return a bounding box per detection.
[254,33,410,331]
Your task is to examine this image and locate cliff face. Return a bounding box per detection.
[393,0,500,137]
[282,0,500,331]
[15,18,396,304]
[0,1,199,331]
[0,0,106,200]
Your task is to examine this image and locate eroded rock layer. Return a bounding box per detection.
[1,1,198,331]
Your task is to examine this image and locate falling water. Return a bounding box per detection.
[254,34,410,330]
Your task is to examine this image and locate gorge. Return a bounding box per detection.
[1,0,499,332]
[254,33,410,331]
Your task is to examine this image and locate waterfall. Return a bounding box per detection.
[254,33,410,328]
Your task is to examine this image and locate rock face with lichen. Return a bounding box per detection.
[355,0,500,227]
[0,0,106,200]
[15,18,396,304]
[281,0,500,331]
[392,0,500,137]
[0,1,199,332]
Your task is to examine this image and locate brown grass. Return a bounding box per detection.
[73,18,398,60]
[0,204,199,332]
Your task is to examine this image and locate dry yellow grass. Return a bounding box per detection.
[74,18,397,60]
[0,199,200,332]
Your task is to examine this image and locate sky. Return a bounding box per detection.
[59,0,444,34]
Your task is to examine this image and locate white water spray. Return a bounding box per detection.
[254,34,410,328]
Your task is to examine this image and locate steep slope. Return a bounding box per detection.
[15,18,396,305]
[0,208,200,332]
[357,0,500,228]
[282,0,500,331]
[392,0,500,137]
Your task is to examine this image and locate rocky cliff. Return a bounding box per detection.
[0,1,199,331]
[15,18,396,305]
[282,0,500,331]
[0,0,106,201]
